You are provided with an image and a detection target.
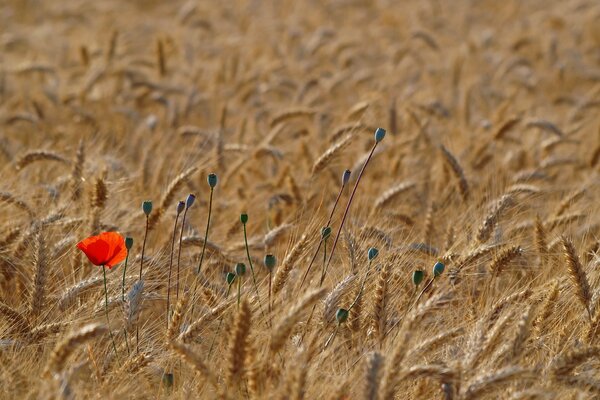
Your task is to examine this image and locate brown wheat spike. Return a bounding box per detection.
[28,231,47,321]
[323,274,357,323]
[409,326,465,359]
[477,194,514,243]
[507,305,534,361]
[467,311,515,370]
[263,223,293,248]
[439,145,469,201]
[363,351,383,400]
[545,213,586,231]
[463,366,534,400]
[170,342,220,391]
[58,276,103,310]
[311,133,354,176]
[167,290,189,342]
[553,188,585,218]
[533,280,559,336]
[371,262,389,345]
[27,322,69,343]
[44,323,107,377]
[0,227,22,249]
[489,245,523,275]
[15,150,69,171]
[148,166,198,230]
[201,285,219,309]
[179,301,231,343]
[534,215,548,263]
[487,287,533,326]
[0,302,30,333]
[457,243,503,270]
[0,192,34,218]
[560,236,592,321]
[272,232,310,295]
[270,108,316,128]
[114,352,152,376]
[270,288,326,353]
[551,346,600,378]
[227,299,252,386]
[372,181,416,211]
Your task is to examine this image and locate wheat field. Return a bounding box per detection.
[1,0,600,399]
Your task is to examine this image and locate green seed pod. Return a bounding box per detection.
[226,272,236,285]
[125,237,134,250]
[368,247,379,261]
[336,308,349,324]
[207,173,218,188]
[176,201,185,215]
[374,127,386,143]
[235,262,246,276]
[433,261,445,277]
[142,200,153,216]
[185,194,196,208]
[264,254,276,270]
[321,226,332,240]
[240,213,248,224]
[413,270,424,286]
[342,169,351,185]
[162,373,174,388]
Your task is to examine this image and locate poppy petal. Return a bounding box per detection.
[77,237,110,266]
[100,232,127,268]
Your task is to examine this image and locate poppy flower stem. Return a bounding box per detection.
[299,172,348,290]
[139,215,149,280]
[196,187,214,276]
[188,188,213,318]
[176,207,190,303]
[324,141,380,282]
[137,215,149,354]
[121,253,129,302]
[242,222,264,316]
[102,266,119,359]
[237,276,242,308]
[167,212,182,331]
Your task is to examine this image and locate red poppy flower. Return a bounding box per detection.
[77,232,127,269]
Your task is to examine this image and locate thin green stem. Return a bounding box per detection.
[139,216,149,280]
[167,213,181,331]
[103,266,119,359]
[123,328,130,355]
[137,216,149,354]
[176,207,190,303]
[197,188,213,275]
[121,253,129,302]
[319,239,328,286]
[299,182,346,290]
[243,222,263,314]
[237,277,242,308]
[324,142,379,280]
